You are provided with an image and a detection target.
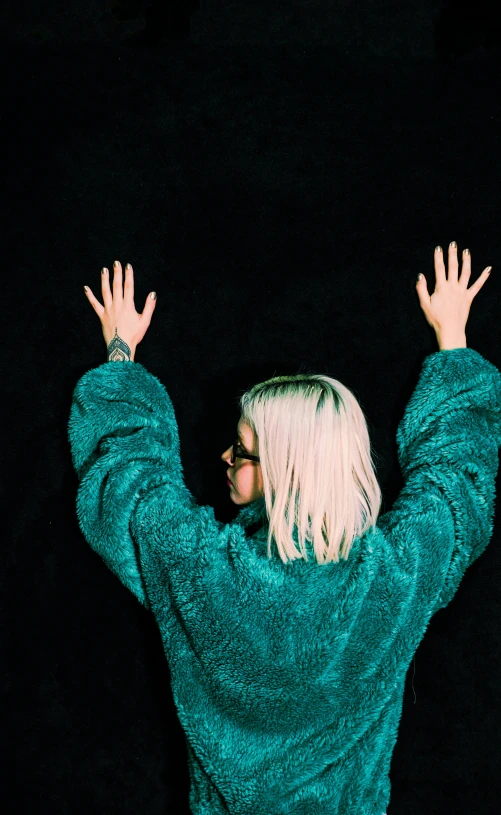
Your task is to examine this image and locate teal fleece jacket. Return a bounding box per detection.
[67,348,501,815]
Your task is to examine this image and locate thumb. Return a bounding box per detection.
[415,273,429,301]
[415,273,436,327]
[146,291,157,312]
[139,292,157,333]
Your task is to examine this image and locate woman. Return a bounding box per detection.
[70,242,498,814]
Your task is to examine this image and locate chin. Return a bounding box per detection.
[231,495,258,507]
[230,490,249,505]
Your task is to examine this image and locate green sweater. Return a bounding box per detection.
[67,348,501,815]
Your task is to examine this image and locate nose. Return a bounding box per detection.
[221,446,233,464]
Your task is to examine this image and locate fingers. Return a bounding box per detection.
[84,286,105,319]
[434,245,446,285]
[447,241,459,281]
[460,247,471,287]
[112,260,123,304]
[101,266,113,309]
[419,243,491,293]
[434,241,460,283]
[434,242,486,288]
[101,261,135,307]
[124,262,134,302]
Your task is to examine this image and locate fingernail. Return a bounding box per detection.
[450,241,457,249]
[435,245,442,253]
[416,273,423,282]
[464,248,470,255]
[150,291,157,300]
[102,267,108,274]
[486,266,492,274]
[126,263,132,270]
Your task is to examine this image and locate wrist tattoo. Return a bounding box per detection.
[107,327,132,362]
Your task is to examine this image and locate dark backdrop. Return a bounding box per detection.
[2,1,501,812]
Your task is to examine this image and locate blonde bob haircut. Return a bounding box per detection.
[238,373,383,565]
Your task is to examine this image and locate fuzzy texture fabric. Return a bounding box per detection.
[67,347,501,815]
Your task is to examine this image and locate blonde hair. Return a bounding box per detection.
[238,372,383,565]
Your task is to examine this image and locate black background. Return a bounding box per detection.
[2,2,501,812]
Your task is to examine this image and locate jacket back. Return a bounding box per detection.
[68,347,501,815]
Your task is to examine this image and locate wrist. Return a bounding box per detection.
[106,347,135,361]
[437,331,467,351]
[107,352,135,362]
[106,329,136,361]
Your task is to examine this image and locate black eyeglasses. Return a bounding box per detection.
[231,437,260,465]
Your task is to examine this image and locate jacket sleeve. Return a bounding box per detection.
[377,347,501,616]
[67,361,198,611]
